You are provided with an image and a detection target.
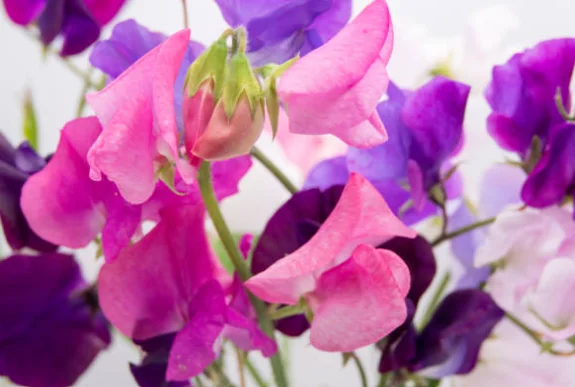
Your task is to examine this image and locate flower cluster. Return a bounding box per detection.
[1,0,575,386]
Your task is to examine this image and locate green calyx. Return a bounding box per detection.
[221,52,263,119]
[184,36,228,100]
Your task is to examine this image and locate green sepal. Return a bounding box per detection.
[22,90,38,150]
[341,352,353,366]
[185,37,228,100]
[156,162,187,196]
[222,52,263,119]
[261,56,298,138]
[523,135,543,173]
[429,183,446,207]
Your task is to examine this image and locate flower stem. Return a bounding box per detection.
[418,271,451,330]
[348,352,368,387]
[506,312,575,356]
[245,356,270,387]
[198,161,289,387]
[431,217,496,247]
[180,0,189,28]
[250,147,298,194]
[236,349,246,387]
[269,305,302,320]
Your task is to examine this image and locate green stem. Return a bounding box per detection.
[251,147,298,194]
[198,161,289,387]
[76,68,94,117]
[431,217,496,247]
[245,356,269,387]
[194,377,206,387]
[269,305,302,320]
[418,272,451,330]
[506,312,575,356]
[210,361,235,387]
[181,0,189,28]
[349,352,368,387]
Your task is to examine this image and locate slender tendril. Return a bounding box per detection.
[250,147,298,194]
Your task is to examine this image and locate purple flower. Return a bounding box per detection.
[214,0,351,66]
[251,185,344,336]
[485,39,575,212]
[379,289,504,379]
[0,253,111,387]
[0,134,57,252]
[2,0,127,56]
[89,19,204,131]
[305,77,470,225]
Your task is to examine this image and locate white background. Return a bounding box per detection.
[1,0,575,386]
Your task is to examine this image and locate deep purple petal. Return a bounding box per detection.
[521,123,575,207]
[303,156,349,190]
[59,0,101,56]
[0,254,111,387]
[37,0,65,45]
[378,235,436,307]
[485,38,575,155]
[2,0,46,24]
[410,289,504,377]
[403,77,470,185]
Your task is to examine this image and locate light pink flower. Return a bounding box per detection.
[277,0,393,148]
[475,206,575,340]
[245,173,415,351]
[87,29,194,204]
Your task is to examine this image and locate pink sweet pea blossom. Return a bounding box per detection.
[245,173,416,352]
[98,205,276,381]
[87,29,194,204]
[277,0,393,148]
[475,206,575,340]
[20,117,251,262]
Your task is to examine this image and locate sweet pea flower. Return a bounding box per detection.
[0,253,111,387]
[98,204,276,382]
[215,0,351,66]
[277,0,393,148]
[0,134,56,252]
[475,206,575,340]
[305,77,469,225]
[246,173,416,352]
[2,0,126,56]
[21,117,251,262]
[89,20,204,132]
[87,29,195,204]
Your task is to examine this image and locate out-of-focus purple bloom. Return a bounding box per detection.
[485,39,575,211]
[2,0,127,56]
[0,134,57,252]
[214,0,351,66]
[379,289,504,378]
[89,20,204,132]
[305,77,470,225]
[251,185,344,336]
[0,253,111,387]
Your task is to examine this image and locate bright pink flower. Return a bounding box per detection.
[87,29,194,204]
[245,173,415,351]
[277,0,393,148]
[20,117,251,262]
[98,205,276,381]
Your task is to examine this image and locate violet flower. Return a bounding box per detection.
[485,38,575,211]
[0,133,56,252]
[2,0,127,56]
[214,0,351,66]
[0,253,111,387]
[305,77,470,225]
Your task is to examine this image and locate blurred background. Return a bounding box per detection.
[0,0,574,386]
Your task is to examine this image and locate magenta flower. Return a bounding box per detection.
[20,117,251,262]
[277,0,393,148]
[246,173,416,352]
[0,253,111,387]
[2,0,126,56]
[98,204,276,382]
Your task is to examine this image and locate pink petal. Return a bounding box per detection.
[277,0,393,147]
[87,29,191,204]
[21,117,105,248]
[83,0,126,25]
[98,204,216,340]
[245,173,415,305]
[308,244,409,351]
[2,0,46,25]
[224,308,277,357]
[167,280,227,381]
